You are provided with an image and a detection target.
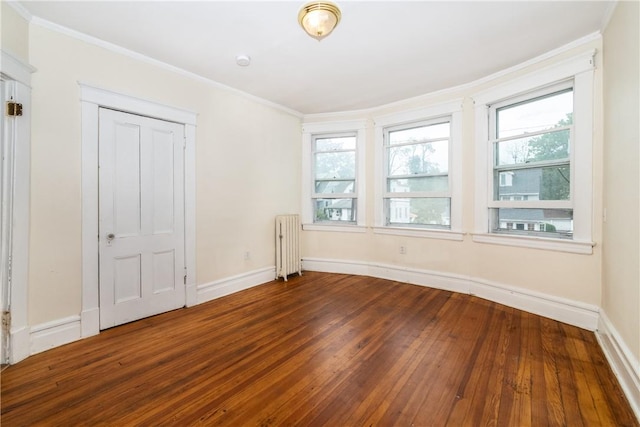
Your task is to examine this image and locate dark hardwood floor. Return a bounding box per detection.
[1,272,637,426]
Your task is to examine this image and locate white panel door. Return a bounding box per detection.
[99,108,185,329]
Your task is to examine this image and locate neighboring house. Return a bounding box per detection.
[317,198,353,221]
[315,181,354,221]
[497,169,573,235]
[388,179,412,224]
[498,208,573,234]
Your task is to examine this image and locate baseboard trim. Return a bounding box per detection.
[10,326,30,364]
[186,283,198,307]
[81,307,100,338]
[468,278,599,330]
[20,268,275,358]
[596,311,640,420]
[302,257,599,331]
[197,266,276,305]
[30,315,81,356]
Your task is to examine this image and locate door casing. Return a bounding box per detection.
[0,50,34,364]
[80,84,197,338]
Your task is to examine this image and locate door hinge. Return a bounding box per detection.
[2,311,11,334]
[184,274,187,285]
[6,101,22,117]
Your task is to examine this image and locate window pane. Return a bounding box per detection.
[497,89,573,138]
[495,129,570,166]
[315,136,356,151]
[386,198,450,227]
[389,122,450,145]
[491,208,573,237]
[315,152,355,179]
[314,198,355,222]
[315,180,354,194]
[495,166,570,201]
[388,176,448,193]
[388,140,448,176]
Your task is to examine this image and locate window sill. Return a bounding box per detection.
[373,227,464,241]
[302,224,367,233]
[472,233,594,254]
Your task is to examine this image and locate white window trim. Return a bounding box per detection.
[472,50,596,254]
[301,120,367,230]
[373,100,463,240]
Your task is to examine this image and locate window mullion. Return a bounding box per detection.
[313,148,355,155]
[315,178,356,183]
[313,193,356,199]
[493,159,570,171]
[490,124,572,144]
[385,191,450,198]
[386,136,450,149]
[387,172,449,179]
[489,200,572,209]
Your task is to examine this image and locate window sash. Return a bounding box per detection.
[311,132,358,224]
[384,197,451,228]
[488,80,574,138]
[383,119,452,198]
[489,87,573,203]
[492,126,572,170]
[493,158,570,172]
[382,118,452,229]
[493,162,571,204]
[489,207,574,239]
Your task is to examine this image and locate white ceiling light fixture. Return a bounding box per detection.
[298,1,341,41]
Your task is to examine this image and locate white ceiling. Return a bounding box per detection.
[18,1,613,115]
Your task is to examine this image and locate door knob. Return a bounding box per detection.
[106,233,115,241]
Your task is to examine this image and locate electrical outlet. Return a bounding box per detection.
[244,251,251,261]
[399,246,406,255]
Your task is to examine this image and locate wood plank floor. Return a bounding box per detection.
[1,272,637,426]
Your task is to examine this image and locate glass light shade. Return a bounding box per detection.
[298,2,341,41]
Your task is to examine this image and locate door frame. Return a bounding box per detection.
[0,51,35,364]
[80,83,197,338]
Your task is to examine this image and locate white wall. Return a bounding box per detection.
[602,0,640,381]
[1,3,29,63]
[27,22,301,325]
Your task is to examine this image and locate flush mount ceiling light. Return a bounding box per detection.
[298,1,341,41]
